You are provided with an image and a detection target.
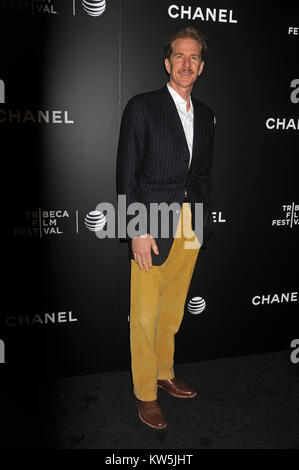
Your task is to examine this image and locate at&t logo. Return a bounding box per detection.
[188,297,206,314]
[85,211,106,231]
[82,0,106,17]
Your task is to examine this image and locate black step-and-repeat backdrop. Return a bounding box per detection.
[0,0,298,379]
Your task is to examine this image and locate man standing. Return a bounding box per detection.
[117,27,216,429]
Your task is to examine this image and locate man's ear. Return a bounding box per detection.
[164,58,171,74]
[198,61,205,77]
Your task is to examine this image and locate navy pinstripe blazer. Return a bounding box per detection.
[116,84,216,266]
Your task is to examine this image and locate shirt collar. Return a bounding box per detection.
[167,83,193,112]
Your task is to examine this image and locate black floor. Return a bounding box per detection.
[2,350,299,449]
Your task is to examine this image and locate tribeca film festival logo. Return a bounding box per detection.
[6,310,78,327]
[0,0,58,15]
[0,79,74,124]
[288,27,299,36]
[266,79,299,130]
[290,339,299,365]
[168,4,237,23]
[14,209,72,237]
[0,0,107,16]
[14,208,105,237]
[272,203,298,228]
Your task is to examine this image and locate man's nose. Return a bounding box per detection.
[183,57,191,67]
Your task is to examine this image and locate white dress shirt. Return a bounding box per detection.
[167,83,194,169]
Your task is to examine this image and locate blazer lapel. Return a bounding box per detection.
[161,85,189,154]
[190,98,207,170]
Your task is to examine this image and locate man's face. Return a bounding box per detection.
[165,38,204,90]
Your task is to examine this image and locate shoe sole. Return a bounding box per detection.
[158,384,197,398]
[137,409,167,430]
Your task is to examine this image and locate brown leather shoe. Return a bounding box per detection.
[157,378,197,398]
[135,398,167,429]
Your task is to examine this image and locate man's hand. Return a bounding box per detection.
[132,234,159,272]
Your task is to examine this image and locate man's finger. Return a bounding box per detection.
[141,253,151,273]
[140,256,150,273]
[145,253,152,270]
[136,253,144,271]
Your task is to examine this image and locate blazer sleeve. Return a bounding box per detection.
[199,113,216,248]
[116,96,147,239]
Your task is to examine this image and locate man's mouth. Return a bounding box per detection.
[179,71,193,76]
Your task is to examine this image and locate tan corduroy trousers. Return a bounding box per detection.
[130,202,200,401]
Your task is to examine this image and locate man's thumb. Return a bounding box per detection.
[151,239,159,255]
